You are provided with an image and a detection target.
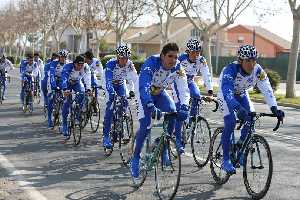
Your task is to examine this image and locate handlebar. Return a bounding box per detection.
[236,112,282,132]
[200,96,219,112]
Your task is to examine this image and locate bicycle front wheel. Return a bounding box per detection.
[191,116,211,168]
[155,136,181,200]
[210,127,230,185]
[71,106,82,146]
[119,107,134,166]
[243,134,273,200]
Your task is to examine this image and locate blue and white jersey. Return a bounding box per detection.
[61,62,91,90]
[34,57,44,79]
[49,59,72,89]
[217,61,277,112]
[0,59,13,74]
[20,60,39,78]
[139,54,190,106]
[178,53,212,90]
[104,57,138,94]
[87,57,104,85]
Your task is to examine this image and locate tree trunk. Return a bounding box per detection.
[202,34,213,75]
[115,31,121,47]
[42,31,49,62]
[286,17,300,98]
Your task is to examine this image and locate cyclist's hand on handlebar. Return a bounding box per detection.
[63,90,71,97]
[129,91,135,98]
[271,106,285,121]
[86,89,92,96]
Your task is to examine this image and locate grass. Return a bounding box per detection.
[198,85,300,106]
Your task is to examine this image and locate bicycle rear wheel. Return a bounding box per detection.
[191,116,211,167]
[210,127,230,185]
[120,107,134,166]
[0,85,3,104]
[243,134,273,200]
[155,136,181,200]
[90,100,101,133]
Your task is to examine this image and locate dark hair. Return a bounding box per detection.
[51,53,59,58]
[161,43,179,55]
[26,53,33,59]
[34,52,40,56]
[74,55,85,64]
[84,50,94,60]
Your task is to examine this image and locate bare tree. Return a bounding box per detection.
[152,0,182,46]
[286,0,300,98]
[101,0,150,46]
[178,0,254,74]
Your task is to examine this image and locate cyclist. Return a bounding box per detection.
[0,52,14,100]
[61,55,91,139]
[47,49,70,128]
[217,44,284,174]
[41,53,59,108]
[102,45,138,150]
[84,50,103,98]
[172,38,213,152]
[20,54,38,109]
[130,42,190,179]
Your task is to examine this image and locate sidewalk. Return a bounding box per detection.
[208,77,300,96]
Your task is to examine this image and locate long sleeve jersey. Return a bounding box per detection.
[178,53,213,91]
[139,54,190,106]
[104,58,138,94]
[218,61,277,111]
[61,62,91,91]
[0,59,14,75]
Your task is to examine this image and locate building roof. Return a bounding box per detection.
[103,26,146,44]
[229,25,291,50]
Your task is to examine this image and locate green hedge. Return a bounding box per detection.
[254,69,281,93]
[100,54,144,73]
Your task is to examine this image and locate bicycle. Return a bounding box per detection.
[22,74,33,113]
[210,112,282,200]
[131,112,181,200]
[81,86,101,133]
[0,71,5,104]
[33,76,41,104]
[181,96,218,167]
[104,95,134,165]
[62,92,83,146]
[51,89,64,130]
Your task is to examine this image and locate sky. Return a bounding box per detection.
[0,0,294,42]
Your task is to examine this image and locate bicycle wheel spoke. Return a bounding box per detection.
[191,117,211,167]
[155,137,181,200]
[243,134,273,199]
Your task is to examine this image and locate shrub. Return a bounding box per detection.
[254,69,281,93]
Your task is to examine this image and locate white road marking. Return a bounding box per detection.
[0,153,48,200]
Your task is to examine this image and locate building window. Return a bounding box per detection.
[191,28,201,39]
[238,36,244,43]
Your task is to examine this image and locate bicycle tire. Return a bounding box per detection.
[155,136,181,200]
[210,127,230,185]
[243,134,273,200]
[119,107,134,166]
[72,105,82,146]
[191,116,211,168]
[0,85,3,104]
[90,100,101,133]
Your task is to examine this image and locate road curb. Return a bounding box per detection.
[252,98,300,109]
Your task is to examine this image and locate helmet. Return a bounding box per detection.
[57,49,69,58]
[116,45,131,58]
[237,45,258,60]
[186,38,202,52]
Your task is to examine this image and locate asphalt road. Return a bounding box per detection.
[0,69,300,200]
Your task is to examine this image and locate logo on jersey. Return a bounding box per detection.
[176,67,185,77]
[150,85,161,95]
[258,71,266,81]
